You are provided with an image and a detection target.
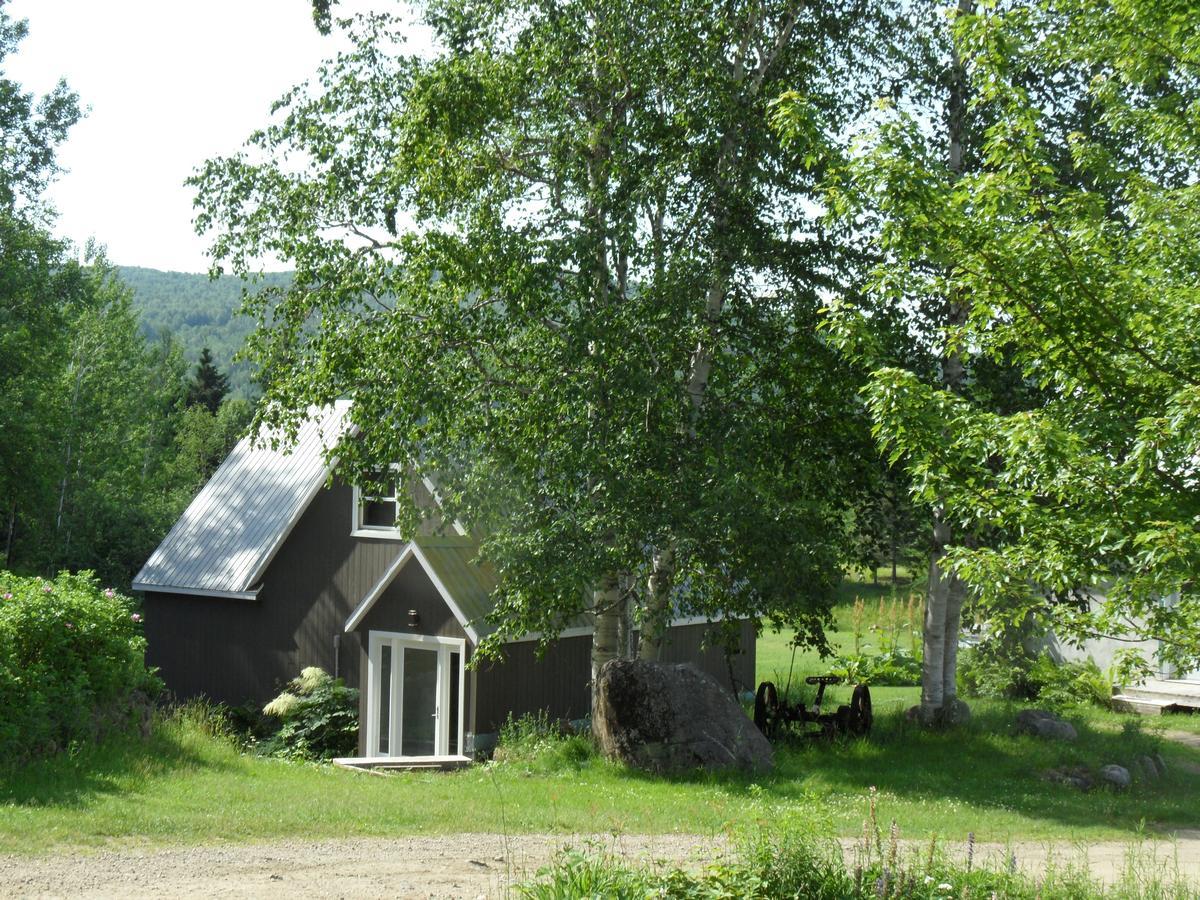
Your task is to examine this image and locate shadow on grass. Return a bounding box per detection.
[0,718,239,809]
[612,702,1200,836]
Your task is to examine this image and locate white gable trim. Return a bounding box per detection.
[131,582,259,601]
[344,542,482,644]
[420,476,469,537]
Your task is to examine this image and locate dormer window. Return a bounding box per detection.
[351,470,405,539]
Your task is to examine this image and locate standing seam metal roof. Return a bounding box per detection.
[132,402,352,596]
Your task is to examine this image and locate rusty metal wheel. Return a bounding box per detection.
[754,681,779,738]
[848,684,873,737]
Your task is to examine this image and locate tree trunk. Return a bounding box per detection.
[942,574,966,704]
[918,0,975,726]
[591,572,622,725]
[639,545,674,661]
[4,503,15,568]
[920,511,951,721]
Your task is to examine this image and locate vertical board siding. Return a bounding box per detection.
[144,479,403,705]
[474,635,593,735]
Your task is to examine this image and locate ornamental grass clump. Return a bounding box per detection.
[0,570,159,762]
[259,666,358,760]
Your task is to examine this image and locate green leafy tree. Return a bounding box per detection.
[193,0,884,701]
[821,0,1200,679]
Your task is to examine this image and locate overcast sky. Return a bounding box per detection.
[6,1,378,273]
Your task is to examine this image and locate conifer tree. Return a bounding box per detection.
[185,347,230,414]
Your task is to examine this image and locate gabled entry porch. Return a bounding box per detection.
[360,630,469,764]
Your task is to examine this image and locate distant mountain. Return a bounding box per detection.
[117,266,292,399]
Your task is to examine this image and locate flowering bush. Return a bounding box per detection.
[0,570,160,761]
[259,667,358,760]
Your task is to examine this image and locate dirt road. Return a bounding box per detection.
[1,831,1198,898]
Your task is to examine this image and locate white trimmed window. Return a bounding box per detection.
[351,470,405,538]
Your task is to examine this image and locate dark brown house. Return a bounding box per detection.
[133,402,755,762]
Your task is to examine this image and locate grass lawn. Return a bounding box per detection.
[1,574,1198,855]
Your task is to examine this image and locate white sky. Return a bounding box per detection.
[6,0,382,273]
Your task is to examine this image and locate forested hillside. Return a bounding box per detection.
[117,266,291,397]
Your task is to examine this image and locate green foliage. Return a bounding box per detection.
[0,7,79,214]
[117,265,291,400]
[959,640,1111,711]
[185,347,230,413]
[191,0,891,652]
[493,711,595,773]
[820,0,1200,673]
[833,648,922,687]
[0,570,159,762]
[259,667,358,761]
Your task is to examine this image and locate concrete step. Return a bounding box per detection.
[1119,681,1200,709]
[333,754,472,773]
[1111,694,1171,716]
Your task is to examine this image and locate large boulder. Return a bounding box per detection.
[593,658,773,774]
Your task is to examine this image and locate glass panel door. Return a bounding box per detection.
[400,647,439,756]
[377,644,392,755]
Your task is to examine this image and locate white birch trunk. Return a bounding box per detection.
[920,512,951,720]
[590,572,622,723]
[639,545,674,661]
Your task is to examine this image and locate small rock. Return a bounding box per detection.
[1100,764,1131,789]
[1154,752,1168,775]
[1014,709,1078,741]
[1136,755,1160,780]
[1042,765,1094,791]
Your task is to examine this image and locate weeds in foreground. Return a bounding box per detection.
[491,711,595,774]
[518,787,1195,899]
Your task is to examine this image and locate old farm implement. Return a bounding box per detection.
[753,643,873,741]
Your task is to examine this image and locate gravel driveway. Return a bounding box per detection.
[2,831,1199,898]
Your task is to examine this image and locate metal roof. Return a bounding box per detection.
[132,401,352,598]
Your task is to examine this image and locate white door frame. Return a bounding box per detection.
[365,630,466,758]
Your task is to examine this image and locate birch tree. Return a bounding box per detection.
[778,0,1026,724]
[848,0,1200,678]
[193,0,881,703]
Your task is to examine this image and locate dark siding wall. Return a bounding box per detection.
[474,635,593,735]
[144,479,404,706]
[657,619,757,696]
[473,619,756,737]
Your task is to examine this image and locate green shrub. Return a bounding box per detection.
[0,570,160,761]
[259,667,358,760]
[493,710,595,772]
[958,640,1111,710]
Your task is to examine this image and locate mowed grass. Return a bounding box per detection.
[1,573,1198,854]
